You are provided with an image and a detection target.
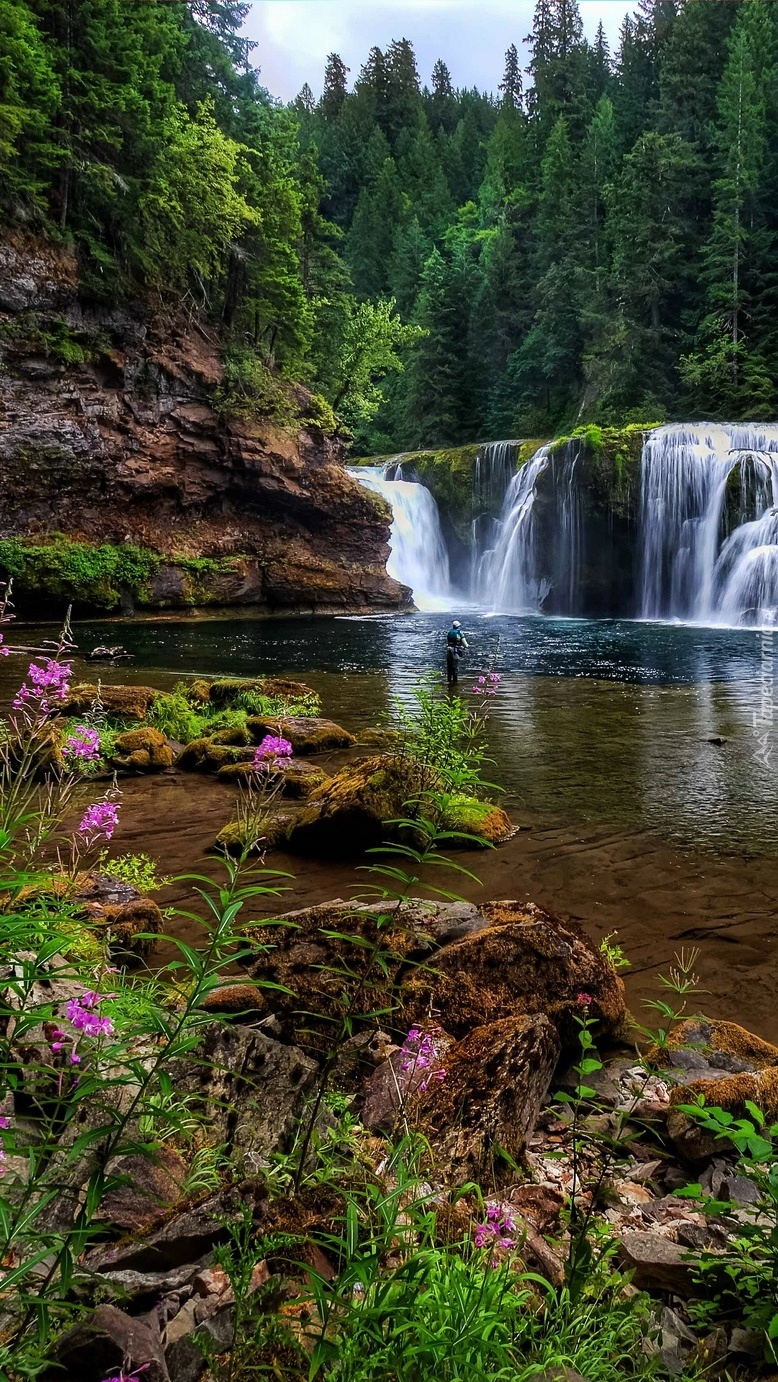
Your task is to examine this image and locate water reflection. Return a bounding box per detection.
[7,612,773,858]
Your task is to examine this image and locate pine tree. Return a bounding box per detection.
[321,52,349,122]
[428,58,456,133]
[681,0,777,413]
[499,44,523,109]
[294,83,315,117]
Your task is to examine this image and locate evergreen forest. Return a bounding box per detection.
[2,0,778,450]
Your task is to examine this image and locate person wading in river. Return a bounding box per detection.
[446,620,469,684]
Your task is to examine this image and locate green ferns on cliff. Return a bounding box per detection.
[0,538,245,612]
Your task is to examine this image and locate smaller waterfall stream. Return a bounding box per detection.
[639,423,778,626]
[475,446,551,611]
[348,463,451,611]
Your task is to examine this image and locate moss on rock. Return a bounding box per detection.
[438,793,513,845]
[246,715,353,754]
[112,727,174,772]
[176,738,255,772]
[401,901,626,1044]
[63,683,159,721]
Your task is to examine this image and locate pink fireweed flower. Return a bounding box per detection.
[474,1202,516,1255]
[78,799,120,843]
[400,1024,447,1091]
[0,1116,10,1131]
[0,633,8,657]
[101,1368,149,1382]
[63,726,101,762]
[252,735,293,772]
[66,997,114,1039]
[13,658,72,715]
[576,992,593,1007]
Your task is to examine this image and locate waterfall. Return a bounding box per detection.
[349,463,451,611]
[638,423,778,626]
[470,440,521,592]
[474,446,551,611]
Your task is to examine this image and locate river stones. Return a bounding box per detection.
[245,714,353,754]
[111,726,174,772]
[654,1019,778,1159]
[283,753,438,856]
[400,901,626,1043]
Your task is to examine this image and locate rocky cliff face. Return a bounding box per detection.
[0,234,410,617]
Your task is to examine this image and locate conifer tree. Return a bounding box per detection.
[321,53,349,121]
[499,45,523,109]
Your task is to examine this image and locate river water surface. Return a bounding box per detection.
[8,611,778,1039]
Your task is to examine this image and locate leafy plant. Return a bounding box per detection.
[97,851,170,892]
[676,1097,778,1360]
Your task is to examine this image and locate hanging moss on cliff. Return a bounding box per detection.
[548,422,660,520]
[0,537,251,614]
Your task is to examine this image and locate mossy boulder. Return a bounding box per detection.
[285,756,509,857]
[191,676,316,706]
[208,724,252,747]
[111,727,174,772]
[62,683,159,721]
[176,738,255,772]
[246,715,354,755]
[215,808,301,855]
[401,901,626,1044]
[216,760,329,797]
[660,1018,778,1159]
[242,899,447,1054]
[85,898,162,964]
[284,753,433,857]
[438,793,513,845]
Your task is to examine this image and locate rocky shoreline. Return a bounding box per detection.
[19,889,777,1382]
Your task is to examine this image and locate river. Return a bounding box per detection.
[7,610,778,1040]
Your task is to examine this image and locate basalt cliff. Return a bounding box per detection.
[0,234,409,618]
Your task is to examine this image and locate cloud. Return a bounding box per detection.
[242,1,631,103]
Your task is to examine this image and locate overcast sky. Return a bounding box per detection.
[242,1,634,103]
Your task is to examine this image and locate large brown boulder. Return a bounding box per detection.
[63,682,158,720]
[242,898,441,1053]
[421,1014,561,1182]
[112,726,174,772]
[401,901,626,1042]
[192,676,316,706]
[246,714,354,754]
[176,737,255,772]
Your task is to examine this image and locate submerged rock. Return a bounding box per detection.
[216,760,329,797]
[401,901,626,1042]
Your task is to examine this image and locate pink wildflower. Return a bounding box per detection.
[101,1368,149,1382]
[576,992,593,1007]
[0,1116,10,1130]
[63,726,101,762]
[66,997,114,1038]
[252,735,293,771]
[13,658,72,715]
[0,633,8,658]
[78,799,120,843]
[474,1202,516,1256]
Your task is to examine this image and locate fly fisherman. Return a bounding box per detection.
[446,620,469,684]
